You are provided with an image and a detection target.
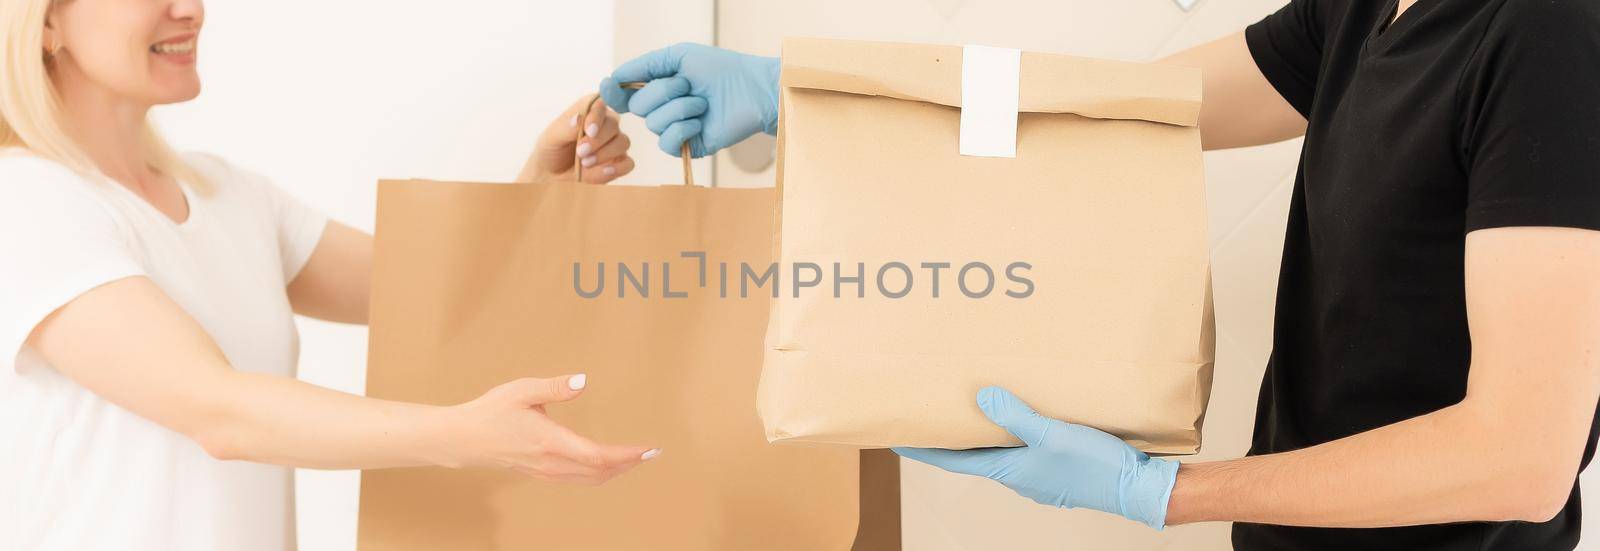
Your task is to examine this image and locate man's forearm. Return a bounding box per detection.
[1165,401,1575,527]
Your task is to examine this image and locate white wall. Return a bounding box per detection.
[152,2,615,549]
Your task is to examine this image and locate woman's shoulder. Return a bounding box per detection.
[0,149,111,205]
[0,150,127,231]
[0,149,96,187]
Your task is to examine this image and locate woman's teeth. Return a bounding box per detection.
[151,41,195,55]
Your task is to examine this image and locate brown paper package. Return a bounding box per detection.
[358,179,900,550]
[759,38,1216,453]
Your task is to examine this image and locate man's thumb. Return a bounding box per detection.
[977,386,1051,447]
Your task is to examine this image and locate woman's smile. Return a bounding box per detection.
[150,33,197,64]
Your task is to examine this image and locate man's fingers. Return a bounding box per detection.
[626,76,690,118]
[598,76,634,114]
[611,45,686,87]
[892,447,972,472]
[892,446,1017,478]
[659,119,703,157]
[645,96,709,135]
[977,386,1054,447]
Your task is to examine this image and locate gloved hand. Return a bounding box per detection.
[599,43,780,158]
[893,387,1179,530]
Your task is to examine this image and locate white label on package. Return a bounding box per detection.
[959,45,1022,158]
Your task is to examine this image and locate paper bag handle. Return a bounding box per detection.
[577,83,695,186]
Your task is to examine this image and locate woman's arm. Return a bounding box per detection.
[287,221,372,324]
[286,95,636,324]
[1158,31,1307,151]
[30,276,656,481]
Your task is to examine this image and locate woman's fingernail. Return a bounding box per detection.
[603,166,616,176]
[582,156,597,167]
[576,142,592,156]
[568,115,579,128]
[586,123,600,137]
[641,449,661,461]
[567,374,587,391]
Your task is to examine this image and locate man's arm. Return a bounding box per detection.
[1158,32,1307,151]
[896,226,1600,528]
[605,35,1306,156]
[1168,226,1600,525]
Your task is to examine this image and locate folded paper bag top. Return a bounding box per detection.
[759,37,1214,454]
[779,37,1202,128]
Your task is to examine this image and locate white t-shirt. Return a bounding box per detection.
[0,150,327,550]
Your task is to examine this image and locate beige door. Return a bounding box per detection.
[614,1,1599,549]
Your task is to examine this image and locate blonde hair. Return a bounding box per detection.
[0,0,206,192]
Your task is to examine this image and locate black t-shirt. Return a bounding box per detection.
[1238,0,1600,549]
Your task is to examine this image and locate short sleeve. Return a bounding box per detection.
[186,153,328,282]
[1461,1,1600,233]
[0,159,145,372]
[263,177,328,283]
[1245,0,1333,117]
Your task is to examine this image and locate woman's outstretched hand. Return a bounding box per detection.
[518,95,636,185]
[448,374,659,485]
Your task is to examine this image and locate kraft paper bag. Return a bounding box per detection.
[357,175,901,550]
[759,38,1215,453]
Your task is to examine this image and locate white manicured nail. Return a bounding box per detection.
[581,156,597,167]
[586,123,600,137]
[603,166,616,176]
[576,142,592,156]
[640,449,661,461]
[568,115,578,128]
[567,373,587,390]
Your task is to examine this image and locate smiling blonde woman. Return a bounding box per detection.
[0,1,651,550]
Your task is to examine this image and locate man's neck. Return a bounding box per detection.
[1394,0,1419,24]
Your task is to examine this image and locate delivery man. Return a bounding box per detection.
[599,0,1600,549]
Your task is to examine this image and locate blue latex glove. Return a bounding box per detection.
[599,43,780,158]
[893,387,1179,530]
